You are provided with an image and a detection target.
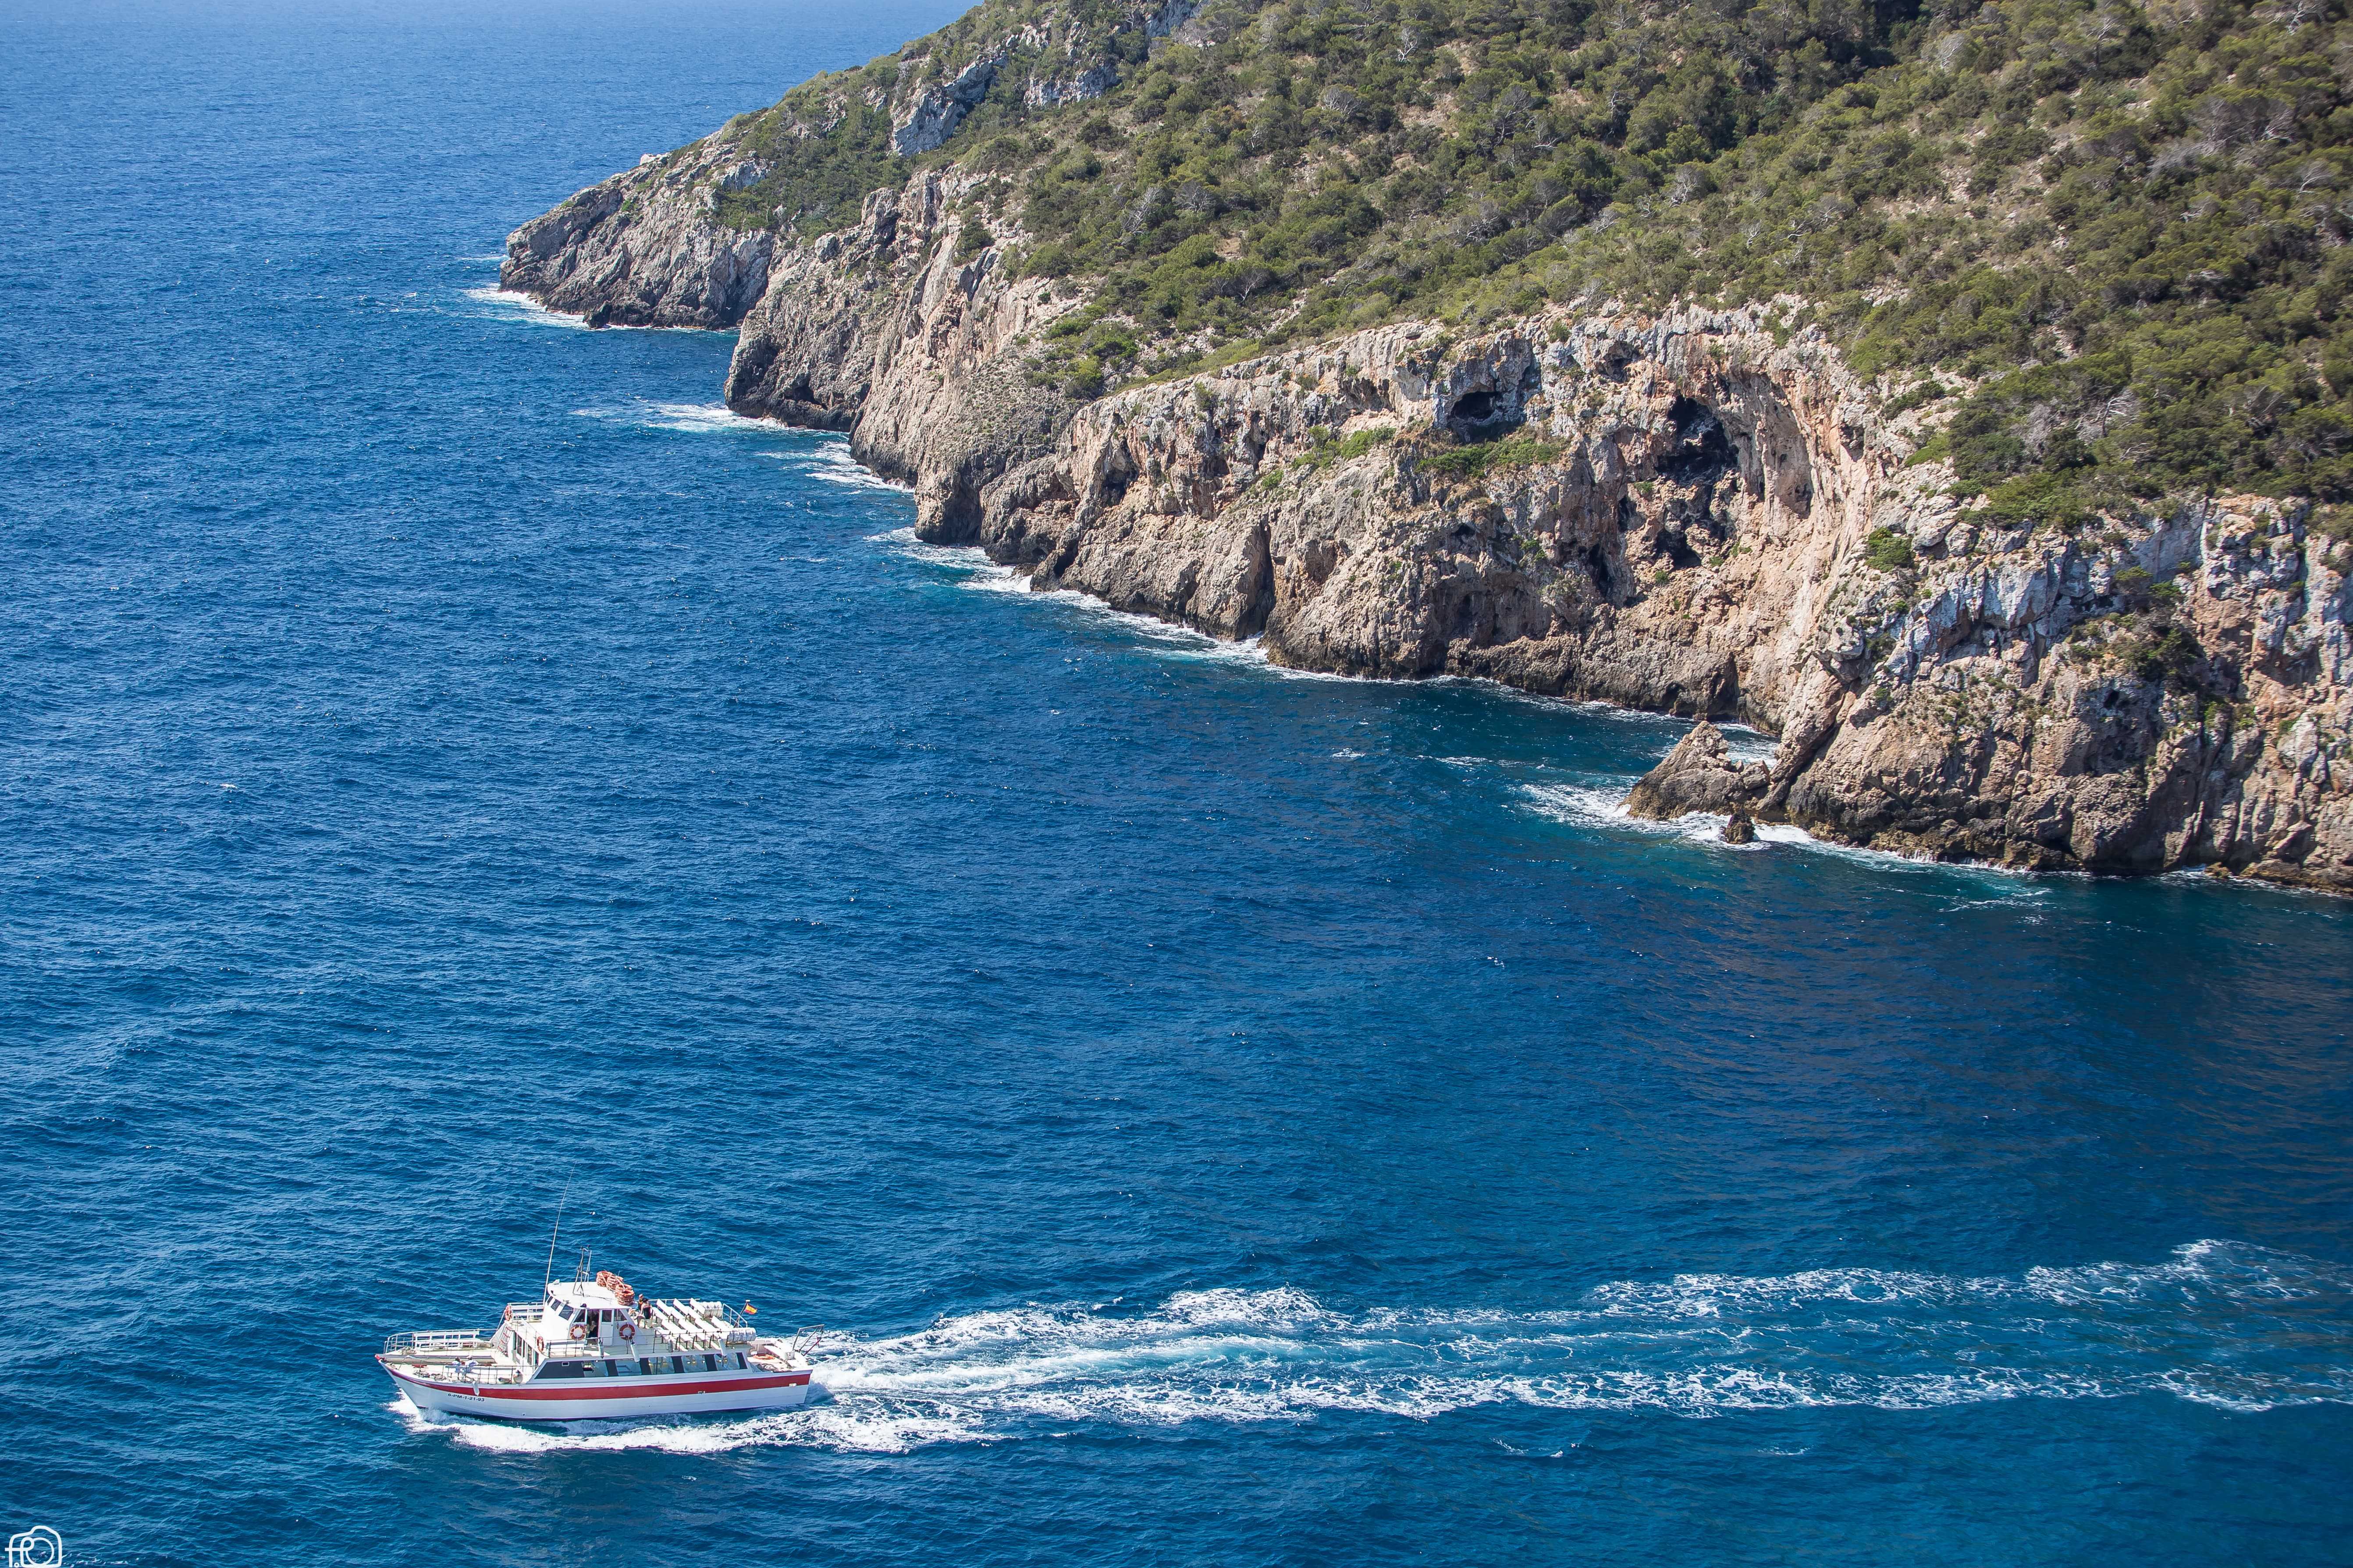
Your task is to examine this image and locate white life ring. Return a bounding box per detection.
[618,1322,636,1343]
[569,1323,586,1341]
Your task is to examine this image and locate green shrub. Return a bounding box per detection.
[1418,433,1563,480]
[1980,474,2093,533]
[1862,527,1916,571]
[678,0,2353,513]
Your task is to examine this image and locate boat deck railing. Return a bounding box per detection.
[382,1329,490,1357]
[384,1299,768,1361]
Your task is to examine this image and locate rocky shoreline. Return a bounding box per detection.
[502,147,2353,894]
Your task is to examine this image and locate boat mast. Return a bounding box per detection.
[543,1178,572,1289]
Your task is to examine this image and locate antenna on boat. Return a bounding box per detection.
[543,1177,573,1289]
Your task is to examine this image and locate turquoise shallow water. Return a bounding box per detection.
[6,3,2353,1564]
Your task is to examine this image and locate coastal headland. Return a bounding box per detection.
[502,0,2353,890]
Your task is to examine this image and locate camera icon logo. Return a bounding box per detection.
[6,1527,61,1568]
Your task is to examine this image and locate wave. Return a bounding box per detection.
[868,529,1419,680]
[1517,780,2050,899]
[869,526,1021,584]
[393,1242,2350,1457]
[570,400,776,435]
[460,284,588,330]
[458,287,725,333]
[783,444,912,492]
[1519,780,1753,848]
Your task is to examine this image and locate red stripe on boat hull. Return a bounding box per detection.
[383,1364,809,1401]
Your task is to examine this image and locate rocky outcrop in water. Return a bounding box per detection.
[503,163,2353,894]
[503,141,776,329]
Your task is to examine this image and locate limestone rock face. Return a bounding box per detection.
[498,0,1185,324]
[501,141,774,329]
[722,171,1081,535]
[504,164,2353,892]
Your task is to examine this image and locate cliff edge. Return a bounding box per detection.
[498,0,2353,891]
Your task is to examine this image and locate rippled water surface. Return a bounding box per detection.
[7,4,2353,1564]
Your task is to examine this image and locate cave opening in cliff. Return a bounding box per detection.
[1659,398,1735,486]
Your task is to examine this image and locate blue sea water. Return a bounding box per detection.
[6,2,2353,1563]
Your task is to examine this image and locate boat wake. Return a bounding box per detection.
[394,1241,2352,1457]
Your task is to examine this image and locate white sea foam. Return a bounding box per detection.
[1517,781,2052,895]
[870,527,1020,585]
[1519,780,1745,847]
[391,1244,2350,1456]
[1717,724,1780,765]
[796,444,911,492]
[867,528,1432,679]
[571,400,787,435]
[458,285,723,333]
[394,1394,986,1455]
[461,284,588,330]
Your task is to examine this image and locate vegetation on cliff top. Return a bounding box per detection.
[704,0,2353,511]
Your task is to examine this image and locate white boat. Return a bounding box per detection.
[381,1262,818,1421]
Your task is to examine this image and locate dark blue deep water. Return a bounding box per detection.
[8,4,2353,1564]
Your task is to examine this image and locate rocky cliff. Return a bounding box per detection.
[504,139,778,329]
[723,171,1082,535]
[498,31,2353,894]
[962,305,2352,889]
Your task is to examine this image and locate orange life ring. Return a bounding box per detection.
[569,1323,586,1341]
[618,1322,636,1343]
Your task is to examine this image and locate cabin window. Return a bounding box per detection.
[637,1358,654,1376]
[734,1352,746,1369]
[671,1356,686,1374]
[537,1361,588,1380]
[602,1360,622,1377]
[703,1354,719,1372]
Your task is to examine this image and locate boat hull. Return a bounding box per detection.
[388,1363,813,1422]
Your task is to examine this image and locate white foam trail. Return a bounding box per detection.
[391,1245,2351,1455]
[1718,725,1780,765]
[1519,780,1750,846]
[1518,781,2051,895]
[636,401,761,433]
[461,284,587,330]
[870,527,1021,585]
[572,400,800,436]
[459,286,723,333]
[392,1394,985,1456]
[792,445,911,492]
[868,529,1429,677]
